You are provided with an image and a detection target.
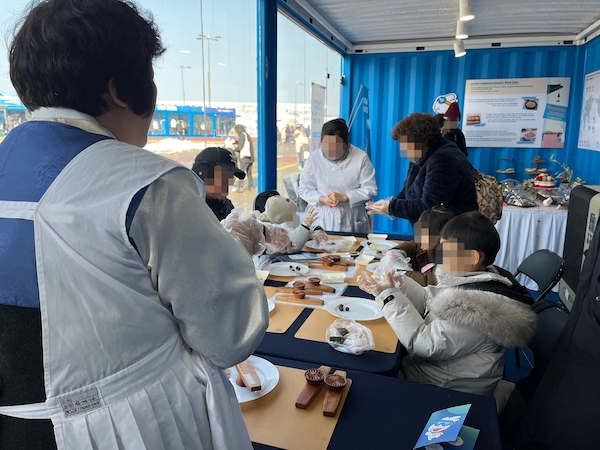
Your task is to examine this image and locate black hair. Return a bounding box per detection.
[417,204,456,235]
[439,211,500,266]
[9,0,165,117]
[435,113,446,129]
[320,118,349,147]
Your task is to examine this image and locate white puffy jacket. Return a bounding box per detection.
[376,267,537,396]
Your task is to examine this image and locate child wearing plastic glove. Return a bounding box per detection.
[397,204,455,286]
[357,212,536,397]
[222,209,293,258]
[371,249,412,284]
[259,195,322,251]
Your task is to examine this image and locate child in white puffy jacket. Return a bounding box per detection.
[358,211,537,396]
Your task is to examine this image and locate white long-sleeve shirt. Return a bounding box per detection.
[298,145,377,233]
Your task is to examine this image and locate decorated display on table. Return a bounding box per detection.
[533,174,557,188]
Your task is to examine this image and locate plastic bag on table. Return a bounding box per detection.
[326,318,374,355]
[373,249,412,281]
[314,239,353,253]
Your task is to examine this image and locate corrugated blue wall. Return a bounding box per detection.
[348,39,600,235]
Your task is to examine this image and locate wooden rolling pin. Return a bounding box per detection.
[308,262,348,272]
[323,370,347,417]
[275,287,323,296]
[275,295,324,306]
[295,365,332,409]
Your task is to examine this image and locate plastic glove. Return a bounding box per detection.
[312,228,329,244]
[222,209,267,258]
[302,206,318,227]
[380,249,412,273]
[365,199,390,215]
[357,270,396,297]
[263,223,293,254]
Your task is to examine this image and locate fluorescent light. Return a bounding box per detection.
[459,0,474,21]
[180,50,191,54]
[456,20,469,39]
[454,40,466,57]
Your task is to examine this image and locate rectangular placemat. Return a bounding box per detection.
[241,365,352,450]
[264,286,305,333]
[294,308,399,353]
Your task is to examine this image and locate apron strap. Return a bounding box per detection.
[0,402,50,420]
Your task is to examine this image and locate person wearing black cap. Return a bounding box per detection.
[192,147,246,220]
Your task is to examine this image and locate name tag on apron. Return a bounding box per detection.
[60,386,103,417]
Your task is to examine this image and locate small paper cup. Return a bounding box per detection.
[355,254,375,265]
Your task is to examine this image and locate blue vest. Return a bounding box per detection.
[0,121,110,308]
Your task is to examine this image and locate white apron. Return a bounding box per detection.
[0,129,251,449]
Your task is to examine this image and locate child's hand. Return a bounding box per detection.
[357,271,395,296]
[313,229,329,244]
[303,207,318,227]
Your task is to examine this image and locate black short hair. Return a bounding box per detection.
[321,118,349,147]
[9,0,165,117]
[418,204,456,235]
[439,211,501,266]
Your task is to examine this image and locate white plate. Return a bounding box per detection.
[326,297,383,321]
[363,240,399,251]
[268,262,309,277]
[366,262,380,273]
[267,299,275,313]
[227,355,280,403]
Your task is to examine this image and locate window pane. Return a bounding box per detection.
[276,12,343,209]
[0,0,259,213]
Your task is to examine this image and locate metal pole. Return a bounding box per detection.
[207,39,211,107]
[179,66,190,105]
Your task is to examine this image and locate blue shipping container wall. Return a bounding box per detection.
[349,38,600,236]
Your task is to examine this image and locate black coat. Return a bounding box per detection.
[514,224,600,449]
[389,136,477,223]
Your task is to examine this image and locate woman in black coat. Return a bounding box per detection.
[366,112,476,223]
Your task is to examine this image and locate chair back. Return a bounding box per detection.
[514,250,565,300]
[529,300,569,371]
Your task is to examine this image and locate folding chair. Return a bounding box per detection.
[513,249,565,366]
[514,249,565,301]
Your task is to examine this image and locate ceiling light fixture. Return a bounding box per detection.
[455,20,469,39]
[459,0,474,21]
[454,39,466,57]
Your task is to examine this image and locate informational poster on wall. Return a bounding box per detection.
[578,69,600,151]
[462,77,570,148]
[310,83,326,153]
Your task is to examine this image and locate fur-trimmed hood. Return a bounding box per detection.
[428,268,537,348]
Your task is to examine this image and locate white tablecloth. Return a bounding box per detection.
[494,203,568,291]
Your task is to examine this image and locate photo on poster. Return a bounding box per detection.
[462,77,570,148]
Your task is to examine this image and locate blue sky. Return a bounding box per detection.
[0,0,342,105]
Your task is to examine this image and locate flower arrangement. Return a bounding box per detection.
[549,154,585,186]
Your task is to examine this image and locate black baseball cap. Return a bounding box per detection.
[193,147,245,179]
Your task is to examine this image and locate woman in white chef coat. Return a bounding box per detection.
[298,118,378,233]
[0,1,267,449]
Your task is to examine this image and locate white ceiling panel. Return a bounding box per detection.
[299,0,600,51]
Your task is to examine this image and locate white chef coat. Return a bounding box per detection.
[298,145,377,233]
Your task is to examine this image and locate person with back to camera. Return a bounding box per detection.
[357,212,536,396]
[397,204,456,286]
[436,101,468,157]
[298,118,378,233]
[192,146,245,220]
[365,112,476,224]
[0,1,268,449]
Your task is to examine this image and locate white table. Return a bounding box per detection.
[495,203,568,291]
